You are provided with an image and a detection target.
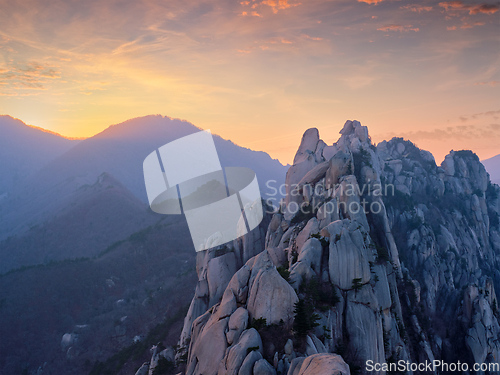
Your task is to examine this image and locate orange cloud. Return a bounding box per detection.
[447,25,458,30]
[475,81,500,86]
[400,4,433,12]
[439,1,500,15]
[260,0,301,13]
[241,11,262,17]
[302,34,323,41]
[461,21,486,28]
[377,24,420,32]
[358,0,385,4]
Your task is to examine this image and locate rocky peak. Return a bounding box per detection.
[152,120,500,375]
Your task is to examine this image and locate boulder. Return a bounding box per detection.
[323,144,338,161]
[207,252,237,307]
[239,350,263,375]
[227,307,249,345]
[135,363,149,375]
[296,353,350,375]
[325,151,351,189]
[297,161,330,188]
[442,154,455,176]
[253,359,276,375]
[284,339,293,355]
[294,218,319,256]
[287,357,305,375]
[298,238,323,272]
[187,318,229,375]
[267,247,287,267]
[293,128,320,165]
[223,328,263,375]
[329,228,371,290]
[289,261,314,290]
[227,265,251,304]
[247,266,298,327]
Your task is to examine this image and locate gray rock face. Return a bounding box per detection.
[293,128,320,165]
[186,317,228,375]
[178,122,500,375]
[294,218,319,257]
[207,252,238,306]
[239,350,263,375]
[253,359,276,375]
[227,307,249,345]
[463,280,500,368]
[222,328,263,375]
[297,238,322,272]
[325,151,351,189]
[329,226,372,290]
[247,265,298,327]
[295,353,350,375]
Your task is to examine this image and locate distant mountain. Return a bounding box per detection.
[0,115,287,240]
[0,115,80,197]
[0,172,158,273]
[483,153,500,185]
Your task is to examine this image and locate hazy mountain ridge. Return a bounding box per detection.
[0,172,158,274]
[483,154,500,186]
[0,114,287,375]
[0,115,80,197]
[0,115,287,241]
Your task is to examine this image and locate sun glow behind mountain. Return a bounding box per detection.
[0,0,499,164]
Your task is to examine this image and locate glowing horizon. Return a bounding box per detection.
[0,0,499,165]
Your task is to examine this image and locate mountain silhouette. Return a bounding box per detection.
[0,115,287,240]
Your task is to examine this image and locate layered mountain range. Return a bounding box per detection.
[136,121,500,375]
[0,115,287,243]
[0,115,287,375]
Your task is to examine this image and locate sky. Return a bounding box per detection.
[0,0,499,165]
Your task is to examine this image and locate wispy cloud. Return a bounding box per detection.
[460,109,500,121]
[439,1,500,15]
[475,80,500,86]
[240,0,301,15]
[377,24,420,32]
[387,124,500,142]
[400,4,433,12]
[0,62,61,91]
[460,21,486,28]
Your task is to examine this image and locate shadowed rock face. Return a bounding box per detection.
[142,120,499,375]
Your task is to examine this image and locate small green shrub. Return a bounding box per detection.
[152,357,175,375]
[277,266,290,282]
[293,299,320,337]
[250,317,268,331]
[246,346,260,355]
[352,278,363,291]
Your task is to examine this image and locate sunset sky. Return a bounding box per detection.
[0,0,499,164]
